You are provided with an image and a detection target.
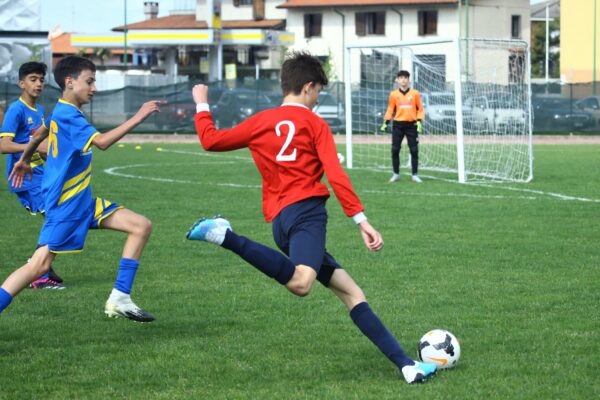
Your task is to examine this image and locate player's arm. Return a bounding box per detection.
[0,136,27,154]
[415,92,425,121]
[315,124,383,251]
[92,100,162,150]
[192,84,253,151]
[0,105,28,154]
[381,93,396,131]
[8,126,49,189]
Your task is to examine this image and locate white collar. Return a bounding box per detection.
[281,102,310,110]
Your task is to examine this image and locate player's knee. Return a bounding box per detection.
[288,278,315,297]
[290,283,313,297]
[134,216,152,237]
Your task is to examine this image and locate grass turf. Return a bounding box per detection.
[0,143,598,399]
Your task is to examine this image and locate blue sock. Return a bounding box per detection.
[350,302,414,370]
[0,288,13,314]
[222,230,295,285]
[114,258,139,295]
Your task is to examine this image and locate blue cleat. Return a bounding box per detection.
[401,361,437,384]
[186,215,231,245]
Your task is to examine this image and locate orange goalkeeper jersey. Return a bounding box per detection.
[384,88,425,122]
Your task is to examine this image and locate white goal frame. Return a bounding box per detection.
[344,36,533,183]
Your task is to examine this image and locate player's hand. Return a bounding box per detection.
[379,123,388,132]
[8,159,33,189]
[135,100,164,122]
[358,220,384,252]
[416,120,423,134]
[192,84,209,104]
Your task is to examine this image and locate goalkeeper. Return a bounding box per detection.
[380,70,424,183]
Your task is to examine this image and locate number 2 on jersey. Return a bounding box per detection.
[275,120,297,162]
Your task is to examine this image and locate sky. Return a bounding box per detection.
[38,0,546,34]
[39,0,190,33]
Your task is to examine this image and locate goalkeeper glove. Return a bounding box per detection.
[380,122,388,132]
[416,120,423,134]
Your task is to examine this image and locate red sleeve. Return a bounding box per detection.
[314,121,364,217]
[194,111,255,151]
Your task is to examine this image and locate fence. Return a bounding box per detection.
[1,79,599,134]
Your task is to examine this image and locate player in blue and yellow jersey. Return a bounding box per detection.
[0,62,65,289]
[0,56,162,322]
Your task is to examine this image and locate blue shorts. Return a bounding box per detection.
[38,198,123,254]
[272,197,343,287]
[15,185,45,215]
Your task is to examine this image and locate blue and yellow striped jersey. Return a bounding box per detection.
[0,97,46,192]
[42,99,100,222]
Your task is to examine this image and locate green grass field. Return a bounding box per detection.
[1,143,598,399]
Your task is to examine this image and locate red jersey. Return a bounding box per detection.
[194,103,364,222]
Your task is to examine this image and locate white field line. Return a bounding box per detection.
[104,149,600,203]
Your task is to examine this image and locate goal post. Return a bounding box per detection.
[344,37,533,183]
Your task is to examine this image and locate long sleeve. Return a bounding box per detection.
[415,92,425,121]
[314,123,364,218]
[383,92,396,121]
[194,111,255,151]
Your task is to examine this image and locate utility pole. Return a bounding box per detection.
[124,0,128,67]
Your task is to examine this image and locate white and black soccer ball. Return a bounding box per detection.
[418,329,461,369]
[337,152,345,165]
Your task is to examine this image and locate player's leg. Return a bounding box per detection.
[187,216,297,287]
[15,188,64,288]
[390,123,402,182]
[406,125,421,182]
[0,246,55,313]
[97,206,155,322]
[327,268,436,383]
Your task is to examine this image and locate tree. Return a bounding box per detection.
[531,18,560,78]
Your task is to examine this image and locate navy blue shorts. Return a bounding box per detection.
[272,197,343,287]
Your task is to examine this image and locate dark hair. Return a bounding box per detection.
[54,56,96,91]
[280,51,328,96]
[18,62,47,80]
[397,70,410,78]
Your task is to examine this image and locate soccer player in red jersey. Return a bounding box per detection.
[187,52,436,384]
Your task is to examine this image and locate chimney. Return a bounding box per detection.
[253,0,265,21]
[144,1,159,20]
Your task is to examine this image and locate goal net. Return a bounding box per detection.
[344,37,533,182]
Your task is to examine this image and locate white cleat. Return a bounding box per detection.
[411,175,423,183]
[389,174,400,183]
[105,290,155,322]
[402,361,437,384]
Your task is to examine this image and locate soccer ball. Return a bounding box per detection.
[337,152,345,164]
[418,329,461,369]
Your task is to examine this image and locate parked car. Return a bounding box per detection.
[533,96,593,131]
[313,92,345,132]
[575,96,600,129]
[420,92,473,132]
[152,87,225,132]
[212,88,275,128]
[350,88,387,134]
[465,95,527,132]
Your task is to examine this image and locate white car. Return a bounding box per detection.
[465,96,527,133]
[421,92,473,131]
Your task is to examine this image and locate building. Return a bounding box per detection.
[70,0,530,82]
[560,0,599,84]
[279,0,530,80]
[71,1,294,82]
